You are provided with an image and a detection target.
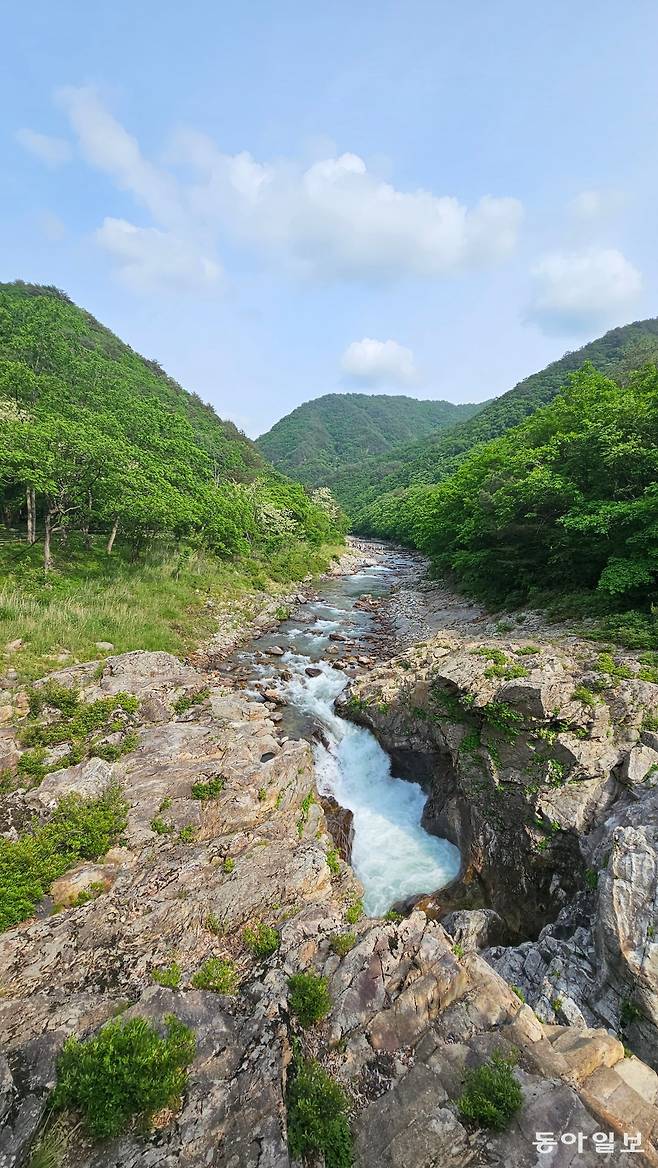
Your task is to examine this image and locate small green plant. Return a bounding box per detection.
[172,688,210,715]
[178,825,197,843]
[152,962,182,989]
[330,932,356,957]
[573,685,600,708]
[51,1014,195,1140]
[243,921,279,959]
[150,816,173,835]
[222,856,235,874]
[296,789,315,837]
[597,653,633,683]
[26,1119,70,1168]
[286,1054,352,1168]
[620,998,643,1028]
[326,847,340,875]
[584,868,598,890]
[159,796,172,812]
[384,909,403,923]
[191,776,225,800]
[258,786,267,801]
[516,645,541,655]
[460,729,481,755]
[481,701,524,742]
[275,605,290,620]
[28,680,81,717]
[484,663,529,680]
[452,942,465,958]
[511,985,526,1002]
[473,646,507,665]
[288,971,332,1027]
[0,785,127,933]
[205,912,225,935]
[345,898,363,925]
[494,620,514,634]
[191,957,238,994]
[458,1051,523,1131]
[551,997,563,1013]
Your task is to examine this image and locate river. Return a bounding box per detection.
[219,545,460,916]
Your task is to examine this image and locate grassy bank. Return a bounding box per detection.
[0,534,344,682]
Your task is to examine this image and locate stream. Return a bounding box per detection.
[219,545,460,916]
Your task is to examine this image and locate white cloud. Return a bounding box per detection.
[16,128,72,167]
[341,338,418,387]
[53,88,523,291]
[527,247,642,334]
[95,217,221,294]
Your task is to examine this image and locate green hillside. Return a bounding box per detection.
[256,392,485,489]
[355,361,658,643]
[0,282,345,678]
[334,318,658,518]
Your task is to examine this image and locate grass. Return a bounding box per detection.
[287,971,332,1027]
[17,690,140,780]
[0,784,128,932]
[0,535,344,682]
[152,962,182,988]
[286,1054,352,1168]
[458,1051,523,1131]
[330,932,356,957]
[345,898,364,925]
[190,776,225,800]
[51,1014,195,1140]
[243,921,279,959]
[190,957,238,994]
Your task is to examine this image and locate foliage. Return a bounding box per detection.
[330,932,356,956]
[345,898,364,924]
[326,847,341,875]
[173,689,210,715]
[18,691,140,776]
[0,785,127,931]
[190,776,225,800]
[51,1014,195,1140]
[287,971,332,1027]
[286,1054,352,1168]
[190,957,238,994]
[152,963,182,988]
[457,1051,523,1131]
[243,921,280,959]
[356,365,658,624]
[344,317,658,519]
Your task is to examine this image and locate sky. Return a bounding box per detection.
[2,0,657,436]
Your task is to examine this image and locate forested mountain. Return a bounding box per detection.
[256,392,485,488]
[327,318,658,517]
[0,282,344,572]
[357,362,658,632]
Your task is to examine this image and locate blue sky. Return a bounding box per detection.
[2,0,657,435]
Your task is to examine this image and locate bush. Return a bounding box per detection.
[288,972,332,1027]
[286,1055,352,1168]
[191,957,238,994]
[330,932,356,957]
[345,898,363,925]
[152,962,182,988]
[0,785,128,932]
[243,921,279,959]
[190,776,225,800]
[457,1052,523,1131]
[51,1014,196,1140]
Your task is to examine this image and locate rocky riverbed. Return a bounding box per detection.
[1,543,658,1166]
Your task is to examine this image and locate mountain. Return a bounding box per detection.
[0,281,344,570]
[255,392,486,489]
[328,318,658,518]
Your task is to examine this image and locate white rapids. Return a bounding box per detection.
[281,653,460,916]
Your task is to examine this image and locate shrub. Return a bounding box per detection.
[178,825,197,843]
[28,681,80,717]
[222,856,235,874]
[51,1014,195,1140]
[573,685,600,708]
[150,816,173,835]
[345,898,363,925]
[286,1055,352,1168]
[152,962,182,988]
[457,1051,523,1131]
[0,785,127,932]
[330,932,356,957]
[288,972,332,1027]
[384,909,403,923]
[243,921,279,959]
[172,689,210,715]
[326,847,340,875]
[191,957,238,994]
[190,776,225,800]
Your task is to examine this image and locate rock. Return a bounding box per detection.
[95,641,114,652]
[305,667,322,677]
[28,757,114,809]
[620,745,658,785]
[0,706,12,726]
[4,640,22,654]
[441,908,508,951]
[265,645,285,656]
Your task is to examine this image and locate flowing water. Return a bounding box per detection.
[221,547,460,916]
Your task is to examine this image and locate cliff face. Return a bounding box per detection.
[1,648,658,1166]
[338,633,658,1072]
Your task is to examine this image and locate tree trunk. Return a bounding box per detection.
[26,487,36,545]
[106,518,119,554]
[44,508,53,575]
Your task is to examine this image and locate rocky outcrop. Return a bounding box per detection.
[338,634,658,1067]
[2,645,658,1166]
